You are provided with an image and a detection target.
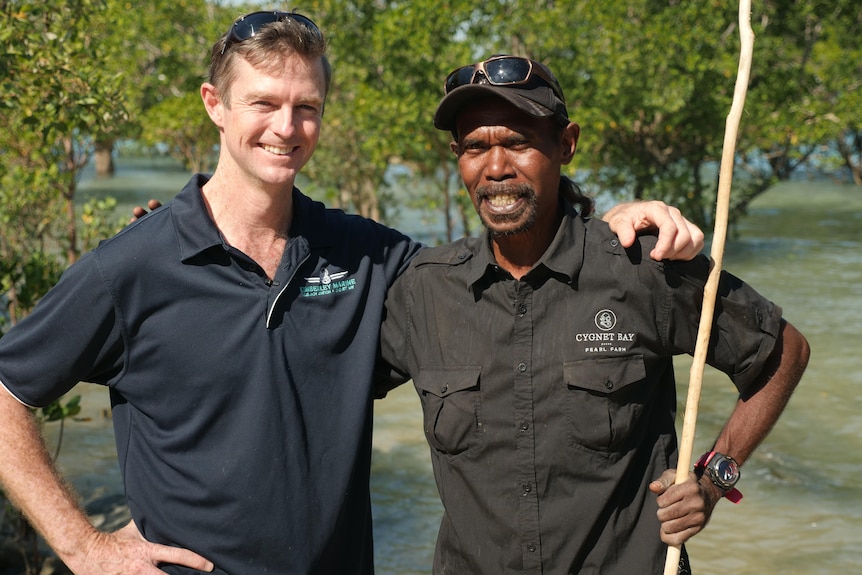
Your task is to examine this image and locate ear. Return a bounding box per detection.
[560,122,580,165]
[450,140,460,156]
[201,83,225,129]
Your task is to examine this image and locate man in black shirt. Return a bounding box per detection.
[378,56,809,574]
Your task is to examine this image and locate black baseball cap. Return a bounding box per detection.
[434,56,570,131]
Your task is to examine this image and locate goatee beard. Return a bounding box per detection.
[476,183,538,237]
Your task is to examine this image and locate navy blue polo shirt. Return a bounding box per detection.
[0,175,421,574]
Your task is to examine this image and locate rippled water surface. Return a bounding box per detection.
[50,168,862,574]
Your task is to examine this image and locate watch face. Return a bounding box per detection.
[715,458,740,485]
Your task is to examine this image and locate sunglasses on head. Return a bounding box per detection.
[444,56,566,104]
[220,11,321,55]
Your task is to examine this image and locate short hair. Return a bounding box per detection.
[207,16,332,107]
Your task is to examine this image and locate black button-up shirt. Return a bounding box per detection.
[378,201,781,574]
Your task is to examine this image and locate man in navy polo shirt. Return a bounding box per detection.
[0,15,704,575]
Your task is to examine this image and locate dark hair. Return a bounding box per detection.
[560,176,594,217]
[208,16,332,106]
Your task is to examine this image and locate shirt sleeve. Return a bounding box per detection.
[663,257,783,397]
[378,225,424,288]
[0,252,125,407]
[375,268,414,398]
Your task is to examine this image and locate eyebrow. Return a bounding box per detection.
[461,131,530,146]
[239,91,324,107]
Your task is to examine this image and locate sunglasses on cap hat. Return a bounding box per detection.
[220,10,322,55]
[444,55,566,105]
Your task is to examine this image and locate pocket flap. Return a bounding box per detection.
[563,355,646,394]
[414,366,481,398]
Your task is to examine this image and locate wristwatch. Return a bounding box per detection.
[695,451,743,503]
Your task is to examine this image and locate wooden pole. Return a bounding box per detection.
[662,2,755,574]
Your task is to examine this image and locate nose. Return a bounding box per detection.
[484,145,515,181]
[271,106,297,138]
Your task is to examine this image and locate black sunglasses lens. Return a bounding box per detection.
[484,58,532,85]
[228,11,321,47]
[232,12,281,42]
[445,58,533,93]
[445,66,477,93]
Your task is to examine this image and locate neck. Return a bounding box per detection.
[201,172,295,279]
[203,169,294,236]
[490,210,563,280]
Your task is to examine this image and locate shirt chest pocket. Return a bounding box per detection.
[562,355,649,455]
[413,366,483,457]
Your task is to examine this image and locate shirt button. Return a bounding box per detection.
[522,483,532,494]
[441,384,449,394]
[517,362,527,373]
[519,422,530,432]
[528,543,537,553]
[517,304,527,316]
[610,238,619,248]
[605,378,614,390]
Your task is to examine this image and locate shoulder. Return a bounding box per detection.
[580,216,712,284]
[295,190,416,247]
[408,237,482,268]
[91,204,178,263]
[292,190,422,279]
[581,217,659,265]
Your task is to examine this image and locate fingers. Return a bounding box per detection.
[602,200,704,262]
[82,522,215,574]
[129,206,147,223]
[659,518,705,547]
[151,544,215,573]
[118,521,214,573]
[129,200,164,223]
[653,471,717,547]
[649,205,704,261]
[600,202,642,248]
[648,468,679,495]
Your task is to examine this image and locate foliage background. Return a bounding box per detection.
[0,0,859,571]
[0,0,858,377]
[2,1,859,319]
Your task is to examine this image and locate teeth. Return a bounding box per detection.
[262,144,292,155]
[488,194,518,208]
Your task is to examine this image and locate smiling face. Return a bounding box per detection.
[452,97,579,240]
[201,53,326,192]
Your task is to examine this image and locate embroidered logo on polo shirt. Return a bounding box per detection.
[574,308,636,354]
[298,267,356,297]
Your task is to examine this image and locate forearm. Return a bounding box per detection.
[0,388,98,565]
[654,322,808,544]
[713,319,810,464]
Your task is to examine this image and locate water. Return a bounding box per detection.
[43,164,862,573]
[676,184,862,574]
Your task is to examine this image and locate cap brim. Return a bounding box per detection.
[433,84,558,131]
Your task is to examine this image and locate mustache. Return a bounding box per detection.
[475,182,535,201]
